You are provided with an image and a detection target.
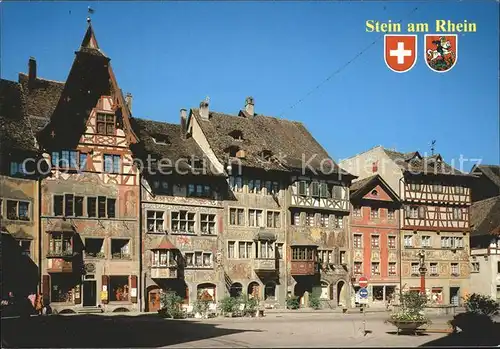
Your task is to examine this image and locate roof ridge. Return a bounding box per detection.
[134,116,178,127]
[18,72,65,84]
[340,145,384,161]
[473,195,500,205]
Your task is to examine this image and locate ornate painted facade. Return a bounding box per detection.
[34,24,141,313]
[349,174,401,307]
[340,146,476,305]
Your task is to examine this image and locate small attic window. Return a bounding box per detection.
[259,150,273,162]
[229,130,244,141]
[152,135,170,145]
[191,158,203,170]
[371,190,378,196]
[227,146,240,157]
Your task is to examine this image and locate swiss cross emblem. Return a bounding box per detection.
[384,35,417,73]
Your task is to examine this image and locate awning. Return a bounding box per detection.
[46,219,75,233]
[253,231,276,241]
[290,239,318,247]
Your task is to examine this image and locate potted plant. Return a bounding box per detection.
[385,292,431,334]
[286,295,300,310]
[219,296,237,317]
[193,290,212,318]
[309,294,321,310]
[158,291,185,319]
[244,296,258,317]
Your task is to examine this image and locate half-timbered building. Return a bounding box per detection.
[131,113,227,312]
[340,146,475,306]
[33,23,141,313]
[186,97,356,308]
[349,174,401,307]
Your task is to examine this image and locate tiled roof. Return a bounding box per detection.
[0,79,37,152]
[191,108,355,178]
[470,195,500,236]
[350,175,378,192]
[157,237,176,250]
[383,148,472,177]
[349,173,400,201]
[472,165,500,188]
[18,73,64,123]
[131,117,222,176]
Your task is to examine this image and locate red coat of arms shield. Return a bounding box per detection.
[425,34,458,73]
[384,35,417,73]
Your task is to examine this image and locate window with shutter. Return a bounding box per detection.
[298,181,307,196]
[311,182,319,197]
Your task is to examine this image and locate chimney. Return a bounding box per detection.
[245,96,254,116]
[180,109,187,139]
[28,57,37,86]
[125,93,133,113]
[199,100,209,120]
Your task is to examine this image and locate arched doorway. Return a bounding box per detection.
[147,286,161,312]
[294,282,308,306]
[248,281,260,300]
[320,281,330,300]
[197,283,216,302]
[337,280,346,307]
[229,283,243,298]
[264,282,276,301]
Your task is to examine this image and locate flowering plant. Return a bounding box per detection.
[386,291,431,325]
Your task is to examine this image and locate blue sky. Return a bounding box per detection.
[2,1,499,171]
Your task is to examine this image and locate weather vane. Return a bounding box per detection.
[430,140,436,156]
[87,6,95,23]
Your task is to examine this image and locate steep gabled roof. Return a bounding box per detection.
[0,79,37,152]
[18,73,64,132]
[470,195,500,236]
[37,23,137,149]
[131,117,222,176]
[383,148,472,177]
[190,107,355,179]
[471,165,500,188]
[350,174,400,202]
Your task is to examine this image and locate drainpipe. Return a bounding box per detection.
[398,176,404,304]
[284,175,289,306]
[37,175,42,294]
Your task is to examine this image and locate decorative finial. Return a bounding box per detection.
[87,6,95,23]
[430,140,436,156]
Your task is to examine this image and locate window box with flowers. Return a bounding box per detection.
[47,249,74,258]
[112,252,131,260]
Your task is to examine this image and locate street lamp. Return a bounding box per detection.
[417,249,427,295]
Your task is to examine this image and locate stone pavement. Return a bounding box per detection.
[164,312,451,348]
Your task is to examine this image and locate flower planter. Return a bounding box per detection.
[386,320,428,335]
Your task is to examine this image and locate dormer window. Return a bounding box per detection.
[227,146,240,158]
[191,158,203,170]
[229,130,244,141]
[96,113,115,135]
[259,150,273,162]
[152,134,170,145]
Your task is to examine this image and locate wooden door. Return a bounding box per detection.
[148,288,161,312]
